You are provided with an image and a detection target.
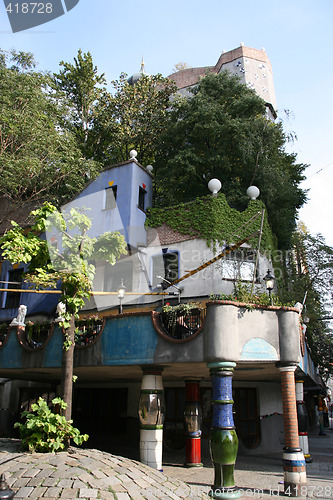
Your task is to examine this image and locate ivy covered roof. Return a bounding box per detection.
[145,194,276,252]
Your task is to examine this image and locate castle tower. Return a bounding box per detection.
[168,44,277,120]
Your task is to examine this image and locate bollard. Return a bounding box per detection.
[0,474,15,499]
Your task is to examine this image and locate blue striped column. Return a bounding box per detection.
[208,362,240,499]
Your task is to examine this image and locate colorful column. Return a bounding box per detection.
[138,367,165,470]
[279,366,307,496]
[208,362,240,499]
[295,379,312,463]
[184,379,203,467]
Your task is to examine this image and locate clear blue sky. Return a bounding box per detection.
[1,0,332,244]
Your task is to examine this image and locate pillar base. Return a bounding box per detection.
[284,482,307,498]
[185,462,203,468]
[282,450,307,497]
[209,486,241,499]
[140,428,163,470]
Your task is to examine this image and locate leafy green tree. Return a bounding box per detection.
[0,49,99,230]
[92,73,177,166]
[0,202,127,420]
[156,71,307,249]
[278,227,333,380]
[53,49,106,158]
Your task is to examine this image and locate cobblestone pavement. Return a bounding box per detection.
[0,439,209,500]
[0,430,332,500]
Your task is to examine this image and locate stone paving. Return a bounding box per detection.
[0,430,332,500]
[0,439,208,499]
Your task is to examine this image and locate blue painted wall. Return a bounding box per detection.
[100,315,158,365]
[65,159,153,247]
[0,315,159,370]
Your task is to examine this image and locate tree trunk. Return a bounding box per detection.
[61,314,75,421]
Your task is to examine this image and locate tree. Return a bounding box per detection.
[0,202,127,420]
[92,73,177,166]
[53,49,106,159]
[155,71,307,249]
[171,62,192,73]
[279,226,333,381]
[0,49,100,230]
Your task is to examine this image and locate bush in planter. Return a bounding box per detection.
[25,321,52,347]
[161,302,202,337]
[14,397,89,452]
[75,315,103,345]
[0,322,9,345]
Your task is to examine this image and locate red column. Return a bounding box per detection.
[184,380,202,467]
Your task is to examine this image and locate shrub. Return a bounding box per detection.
[14,397,89,452]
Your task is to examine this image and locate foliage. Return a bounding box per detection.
[155,71,307,249]
[0,322,9,344]
[75,316,103,345]
[171,62,192,73]
[0,322,9,333]
[146,193,276,252]
[210,281,293,309]
[0,202,127,325]
[53,49,106,160]
[0,202,127,419]
[25,321,52,343]
[161,302,201,335]
[0,49,100,229]
[91,73,177,166]
[14,397,88,452]
[278,226,333,380]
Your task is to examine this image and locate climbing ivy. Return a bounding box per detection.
[146,194,276,253]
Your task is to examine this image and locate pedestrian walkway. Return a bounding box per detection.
[0,429,332,499]
[163,429,333,499]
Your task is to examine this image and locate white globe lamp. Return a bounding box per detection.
[246,186,260,200]
[208,178,222,196]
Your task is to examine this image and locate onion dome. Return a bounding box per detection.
[127,58,150,85]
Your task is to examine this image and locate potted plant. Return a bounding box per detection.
[161,302,203,339]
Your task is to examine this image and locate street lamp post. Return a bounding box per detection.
[264,269,275,304]
[117,280,126,314]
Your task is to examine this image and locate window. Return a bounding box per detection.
[105,186,117,210]
[104,261,133,292]
[152,251,179,287]
[220,249,256,281]
[5,269,23,309]
[138,186,146,211]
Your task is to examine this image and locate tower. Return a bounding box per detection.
[168,44,277,120]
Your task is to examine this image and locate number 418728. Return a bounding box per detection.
[5,3,53,14]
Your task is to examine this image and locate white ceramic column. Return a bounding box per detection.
[138,367,165,470]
